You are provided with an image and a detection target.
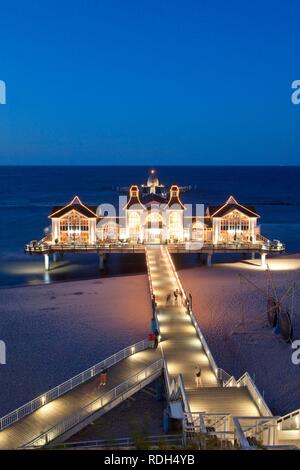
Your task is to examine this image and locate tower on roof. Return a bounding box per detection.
[147,169,160,190]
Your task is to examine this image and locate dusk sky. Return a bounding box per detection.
[0,0,299,165]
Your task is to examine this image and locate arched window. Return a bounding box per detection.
[192,221,203,241]
[128,211,141,241]
[59,211,89,242]
[146,212,163,229]
[220,210,250,241]
[169,212,181,240]
[103,223,118,240]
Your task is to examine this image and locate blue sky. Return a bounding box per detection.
[0,0,299,165]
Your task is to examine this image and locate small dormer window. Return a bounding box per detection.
[170,185,179,197]
[130,185,139,197]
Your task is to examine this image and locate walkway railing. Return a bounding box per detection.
[23,358,164,448]
[145,247,161,336]
[0,339,149,432]
[162,355,191,415]
[236,372,272,417]
[54,433,183,449]
[164,247,220,382]
[25,240,285,254]
[165,246,272,417]
[277,408,300,431]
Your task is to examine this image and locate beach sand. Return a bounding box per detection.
[179,254,300,416]
[0,274,152,416]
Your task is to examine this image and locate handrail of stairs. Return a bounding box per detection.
[162,350,191,416]
[22,358,164,449]
[0,338,149,432]
[276,407,300,431]
[236,372,272,417]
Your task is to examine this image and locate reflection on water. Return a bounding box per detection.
[0,251,266,288]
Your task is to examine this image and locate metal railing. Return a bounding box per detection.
[145,247,161,337]
[25,239,285,254]
[236,372,272,417]
[23,358,164,448]
[276,408,300,431]
[162,356,191,416]
[25,241,145,253]
[0,339,149,432]
[53,433,183,449]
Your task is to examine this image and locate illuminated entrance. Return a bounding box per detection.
[144,212,164,243]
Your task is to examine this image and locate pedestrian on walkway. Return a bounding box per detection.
[148,332,155,349]
[99,369,107,388]
[179,290,184,305]
[173,290,178,304]
[195,366,202,388]
[102,369,108,386]
[166,293,171,305]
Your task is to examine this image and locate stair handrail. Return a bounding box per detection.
[236,372,272,417]
[0,338,149,432]
[22,358,164,449]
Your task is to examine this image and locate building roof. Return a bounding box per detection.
[49,196,98,219]
[208,196,260,218]
[142,193,166,205]
[123,185,146,210]
[166,185,185,209]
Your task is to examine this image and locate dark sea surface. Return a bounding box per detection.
[0,165,299,287]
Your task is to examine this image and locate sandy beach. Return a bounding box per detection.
[179,254,300,416]
[0,274,152,416]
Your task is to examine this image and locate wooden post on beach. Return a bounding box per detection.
[44,253,50,271]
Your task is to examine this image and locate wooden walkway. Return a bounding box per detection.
[0,349,161,450]
[146,245,260,417]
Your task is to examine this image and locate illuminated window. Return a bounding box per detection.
[192,221,203,240]
[169,211,181,239]
[128,211,141,241]
[146,212,163,229]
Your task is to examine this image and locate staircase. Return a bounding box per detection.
[187,387,259,415]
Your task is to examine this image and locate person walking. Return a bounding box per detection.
[179,290,184,306]
[99,369,106,388]
[195,366,202,388]
[173,290,178,305]
[102,369,108,386]
[148,332,155,349]
[166,293,171,305]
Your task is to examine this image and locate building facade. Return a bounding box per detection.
[48,172,261,246]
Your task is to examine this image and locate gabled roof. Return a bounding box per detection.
[166,185,185,210]
[123,185,146,210]
[208,196,260,218]
[49,196,98,219]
